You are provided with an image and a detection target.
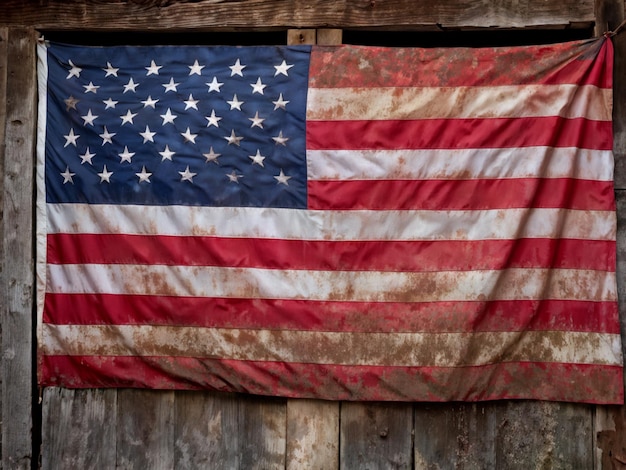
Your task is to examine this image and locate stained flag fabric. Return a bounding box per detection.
[36,37,623,403]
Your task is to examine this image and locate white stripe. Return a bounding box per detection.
[46,204,616,241]
[46,264,617,302]
[42,324,623,367]
[36,42,49,349]
[307,147,614,182]
[306,84,612,121]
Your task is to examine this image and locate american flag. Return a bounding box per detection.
[37,38,623,403]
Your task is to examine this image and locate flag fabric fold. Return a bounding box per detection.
[36,37,623,403]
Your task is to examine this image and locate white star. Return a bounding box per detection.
[64,128,80,147]
[224,129,243,146]
[227,94,244,111]
[205,110,222,128]
[118,146,135,163]
[226,170,243,183]
[274,60,294,76]
[249,150,265,167]
[188,60,205,75]
[248,111,265,129]
[273,130,289,146]
[60,166,75,184]
[160,108,178,125]
[159,145,175,161]
[203,147,221,164]
[83,82,99,94]
[97,165,113,183]
[141,96,159,108]
[120,109,138,125]
[273,93,289,110]
[250,77,267,94]
[103,97,118,109]
[123,77,139,93]
[181,127,198,144]
[140,125,156,143]
[81,109,98,126]
[274,169,292,185]
[162,78,180,92]
[179,166,197,182]
[64,96,79,110]
[145,60,162,76]
[103,62,119,77]
[206,77,224,92]
[229,59,246,77]
[79,147,96,165]
[136,166,152,183]
[99,126,116,145]
[66,60,82,79]
[184,94,199,110]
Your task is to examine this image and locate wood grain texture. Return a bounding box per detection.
[239,395,287,469]
[2,26,37,470]
[0,25,7,468]
[175,391,241,468]
[340,402,413,470]
[414,403,497,469]
[0,0,595,31]
[42,388,117,470]
[287,29,316,45]
[286,399,339,469]
[116,389,175,469]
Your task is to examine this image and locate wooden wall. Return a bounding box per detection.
[1,1,626,468]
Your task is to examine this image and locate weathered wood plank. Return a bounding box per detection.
[42,388,117,469]
[175,391,241,468]
[494,402,593,469]
[340,402,413,470]
[595,406,626,469]
[239,395,287,469]
[175,392,287,469]
[0,0,595,31]
[286,399,339,469]
[317,29,344,45]
[116,389,175,469]
[414,403,497,469]
[287,29,316,45]
[0,25,8,467]
[2,26,37,470]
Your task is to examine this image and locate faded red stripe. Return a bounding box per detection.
[306,117,612,151]
[308,178,615,211]
[47,234,616,272]
[43,294,620,334]
[310,39,612,88]
[40,355,623,403]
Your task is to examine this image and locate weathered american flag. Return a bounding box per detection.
[37,38,623,403]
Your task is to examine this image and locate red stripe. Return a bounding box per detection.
[308,178,615,211]
[47,234,616,272]
[306,118,612,151]
[310,39,612,88]
[43,294,620,334]
[40,355,623,403]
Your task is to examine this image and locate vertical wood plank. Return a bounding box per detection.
[2,26,37,470]
[175,391,240,468]
[116,389,175,469]
[286,399,339,469]
[594,405,626,469]
[42,388,117,470]
[495,402,593,469]
[414,403,497,469]
[340,402,413,470]
[0,25,8,467]
[287,29,316,45]
[317,29,343,45]
[239,395,287,469]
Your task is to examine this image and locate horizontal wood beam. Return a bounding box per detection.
[0,0,595,32]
